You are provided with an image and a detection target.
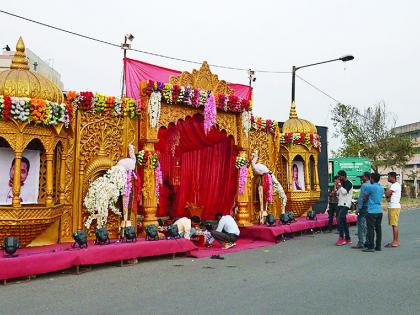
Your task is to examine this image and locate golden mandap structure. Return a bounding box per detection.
[0,37,321,247]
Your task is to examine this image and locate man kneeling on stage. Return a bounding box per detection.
[174,216,201,240]
[211,212,240,249]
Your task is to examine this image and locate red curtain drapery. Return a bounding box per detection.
[155,114,238,220]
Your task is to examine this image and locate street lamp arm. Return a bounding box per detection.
[295,58,342,71]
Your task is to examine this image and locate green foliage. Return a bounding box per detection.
[331,102,415,172]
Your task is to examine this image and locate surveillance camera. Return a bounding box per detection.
[252,77,256,82]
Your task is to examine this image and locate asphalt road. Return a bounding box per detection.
[1,209,420,315]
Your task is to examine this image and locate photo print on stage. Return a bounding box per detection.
[0,147,40,205]
[291,160,305,191]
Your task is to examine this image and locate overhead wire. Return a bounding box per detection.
[0,9,290,74]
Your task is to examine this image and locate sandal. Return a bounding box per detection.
[384,243,399,248]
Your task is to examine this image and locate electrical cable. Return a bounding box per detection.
[0,9,290,74]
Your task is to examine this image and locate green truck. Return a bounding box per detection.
[328,157,372,189]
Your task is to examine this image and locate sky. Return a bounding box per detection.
[1,1,419,152]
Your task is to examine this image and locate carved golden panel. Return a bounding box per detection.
[169,61,234,95]
[217,112,238,143]
[158,104,201,129]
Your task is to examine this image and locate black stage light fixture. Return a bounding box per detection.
[280,212,296,225]
[307,210,317,221]
[123,226,137,242]
[145,224,159,241]
[72,230,88,248]
[3,236,19,256]
[95,228,110,245]
[266,214,276,226]
[166,224,179,239]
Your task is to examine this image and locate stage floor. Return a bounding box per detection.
[240,213,358,242]
[1,213,357,282]
[0,238,197,281]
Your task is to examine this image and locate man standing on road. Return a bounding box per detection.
[327,176,340,233]
[385,171,401,248]
[352,172,371,249]
[363,173,384,253]
[336,170,353,246]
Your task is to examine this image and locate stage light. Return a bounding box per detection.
[307,210,317,220]
[72,230,88,248]
[280,212,295,225]
[3,236,19,256]
[167,224,180,239]
[123,226,137,242]
[145,224,159,241]
[266,214,275,226]
[95,228,110,245]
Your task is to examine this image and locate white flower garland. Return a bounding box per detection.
[242,111,251,137]
[84,165,127,229]
[148,91,162,128]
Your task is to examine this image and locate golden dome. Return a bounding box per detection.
[0,37,64,103]
[282,102,317,133]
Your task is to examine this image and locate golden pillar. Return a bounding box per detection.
[12,151,22,208]
[314,160,319,190]
[235,112,251,226]
[236,150,252,227]
[45,153,54,207]
[59,148,66,204]
[142,141,158,226]
[288,159,293,190]
[304,155,310,191]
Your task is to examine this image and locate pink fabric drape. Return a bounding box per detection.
[124,57,252,101]
[155,115,238,220]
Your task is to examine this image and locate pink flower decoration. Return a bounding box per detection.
[155,163,163,199]
[124,170,133,209]
[204,93,216,134]
[238,165,248,195]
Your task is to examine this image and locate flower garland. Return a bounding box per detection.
[238,165,248,195]
[123,169,133,210]
[141,80,251,113]
[148,91,162,128]
[155,162,163,200]
[280,132,321,150]
[263,173,273,203]
[0,92,139,128]
[84,165,127,229]
[242,111,251,137]
[250,114,277,134]
[204,92,216,134]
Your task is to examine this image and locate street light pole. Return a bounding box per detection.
[121,33,135,99]
[291,55,354,104]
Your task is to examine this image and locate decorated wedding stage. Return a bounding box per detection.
[1,37,334,283]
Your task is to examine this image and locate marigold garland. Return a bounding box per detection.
[141,80,251,113]
[0,92,139,128]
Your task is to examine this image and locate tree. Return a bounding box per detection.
[331,102,415,172]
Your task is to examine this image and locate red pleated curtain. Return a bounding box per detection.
[155,114,238,220]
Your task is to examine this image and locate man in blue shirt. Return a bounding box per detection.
[352,172,371,249]
[362,173,384,252]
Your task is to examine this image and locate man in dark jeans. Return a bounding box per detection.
[363,172,384,253]
[327,176,340,232]
[352,172,371,249]
[211,212,240,249]
[336,170,353,246]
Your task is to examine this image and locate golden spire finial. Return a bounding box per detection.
[289,101,298,119]
[10,36,29,70]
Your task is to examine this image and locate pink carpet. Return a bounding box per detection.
[240,214,358,243]
[0,238,197,281]
[188,238,274,258]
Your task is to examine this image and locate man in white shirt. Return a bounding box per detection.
[173,216,201,240]
[336,170,353,246]
[385,172,401,248]
[211,212,240,249]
